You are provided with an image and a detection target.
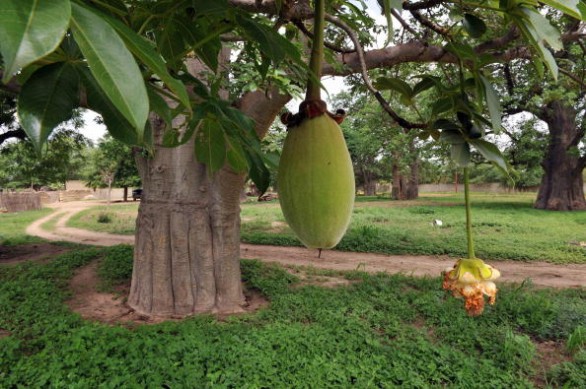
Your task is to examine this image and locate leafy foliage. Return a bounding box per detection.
[0,248,584,387]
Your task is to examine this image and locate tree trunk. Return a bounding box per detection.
[535,101,586,210]
[123,187,128,202]
[391,162,404,200]
[128,87,290,317]
[403,142,419,200]
[363,171,377,196]
[129,116,246,316]
[107,180,112,205]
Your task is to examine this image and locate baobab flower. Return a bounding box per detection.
[442,258,501,316]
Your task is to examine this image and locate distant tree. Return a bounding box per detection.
[334,92,388,196]
[0,127,89,189]
[84,135,140,202]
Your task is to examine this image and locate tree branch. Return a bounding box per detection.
[325,14,427,129]
[322,41,456,76]
[410,9,451,37]
[392,9,419,37]
[0,128,27,146]
[403,0,445,11]
[293,19,355,54]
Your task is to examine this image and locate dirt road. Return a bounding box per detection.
[26,201,586,288]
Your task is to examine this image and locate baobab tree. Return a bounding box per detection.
[1,0,582,316]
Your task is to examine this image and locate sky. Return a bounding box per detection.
[78,1,386,143]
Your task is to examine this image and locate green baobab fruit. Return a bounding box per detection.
[278,114,355,249]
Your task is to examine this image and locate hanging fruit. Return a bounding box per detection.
[278,0,355,254]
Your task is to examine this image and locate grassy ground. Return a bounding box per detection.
[0,246,584,387]
[64,194,586,263]
[67,203,139,235]
[241,193,586,264]
[0,208,52,245]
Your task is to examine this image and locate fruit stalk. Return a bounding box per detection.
[306,0,325,102]
[464,166,475,259]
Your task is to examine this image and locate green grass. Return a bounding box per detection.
[1,247,585,387]
[240,193,586,264]
[67,203,139,235]
[62,193,586,263]
[0,208,52,245]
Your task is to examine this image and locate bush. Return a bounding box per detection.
[97,213,112,224]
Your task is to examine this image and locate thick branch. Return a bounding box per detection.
[234,87,291,138]
[322,41,456,76]
[474,26,519,53]
[410,9,451,37]
[228,0,312,20]
[0,128,27,145]
[403,0,445,11]
[325,14,426,129]
[392,9,419,37]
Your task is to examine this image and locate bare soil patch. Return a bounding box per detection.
[0,243,70,265]
[66,260,269,325]
[533,340,573,387]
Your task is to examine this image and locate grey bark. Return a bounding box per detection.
[535,101,586,211]
[129,87,290,317]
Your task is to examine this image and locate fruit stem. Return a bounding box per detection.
[306,0,325,101]
[464,167,475,259]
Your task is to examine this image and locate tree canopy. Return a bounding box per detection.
[1,0,584,190]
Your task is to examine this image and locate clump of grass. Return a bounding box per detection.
[97,213,112,224]
[568,326,586,353]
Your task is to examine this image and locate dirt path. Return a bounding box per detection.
[26,201,586,289]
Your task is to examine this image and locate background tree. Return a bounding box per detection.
[0,127,89,190]
[84,135,141,202]
[493,13,586,209]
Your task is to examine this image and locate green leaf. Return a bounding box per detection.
[451,142,471,167]
[194,120,226,173]
[245,150,271,194]
[521,8,562,51]
[479,75,501,131]
[540,0,582,20]
[90,0,128,17]
[440,129,466,144]
[444,42,476,60]
[412,76,437,96]
[462,14,487,38]
[374,77,413,98]
[79,67,138,145]
[0,0,70,82]
[579,3,586,20]
[102,14,191,111]
[381,0,394,46]
[469,139,508,172]
[146,86,173,126]
[433,120,460,132]
[432,97,454,116]
[70,3,148,139]
[17,63,80,151]
[226,138,249,173]
[235,14,301,65]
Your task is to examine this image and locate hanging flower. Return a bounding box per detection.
[442,258,501,316]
